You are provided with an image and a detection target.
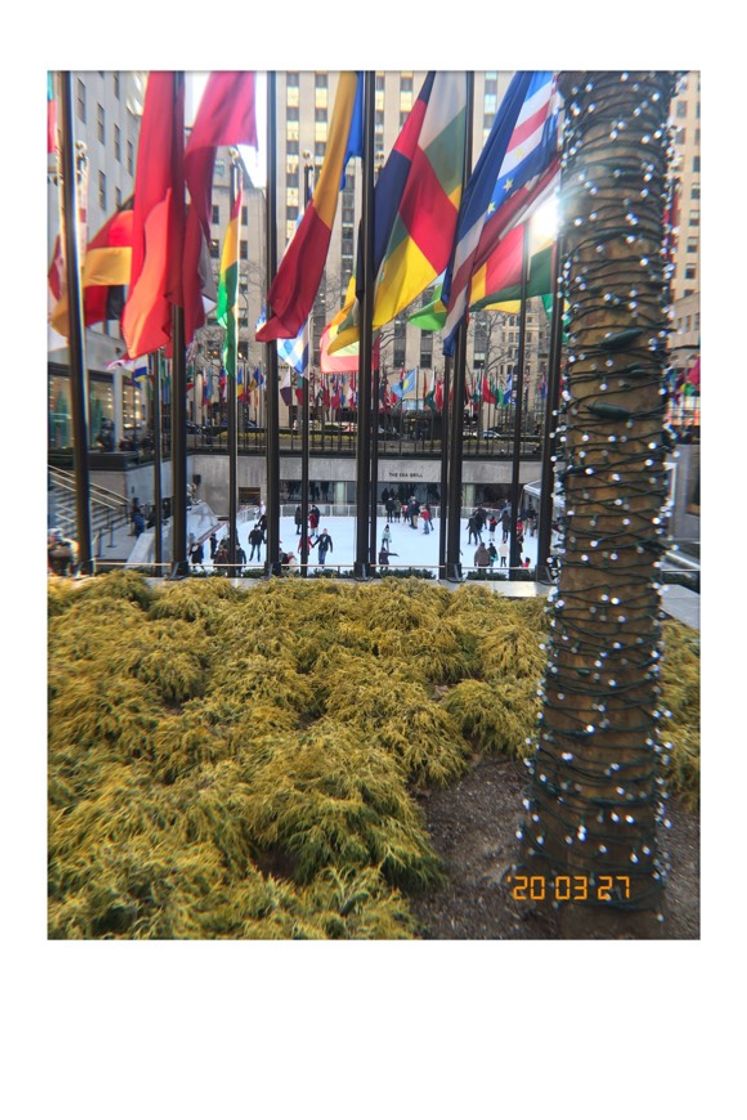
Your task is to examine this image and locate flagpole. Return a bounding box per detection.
[509,221,531,574]
[537,234,564,581]
[170,71,189,578]
[354,71,375,579]
[227,152,240,574]
[264,72,281,576]
[369,348,380,567]
[59,71,93,575]
[446,71,475,581]
[152,351,163,571]
[439,356,451,577]
[300,155,313,577]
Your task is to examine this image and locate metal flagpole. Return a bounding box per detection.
[170,72,189,577]
[369,353,380,567]
[300,155,313,576]
[228,153,240,572]
[153,351,163,571]
[59,71,93,574]
[438,357,450,577]
[264,71,281,576]
[446,71,474,581]
[509,222,531,574]
[537,234,565,581]
[354,71,375,579]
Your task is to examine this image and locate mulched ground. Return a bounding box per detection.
[409,756,699,940]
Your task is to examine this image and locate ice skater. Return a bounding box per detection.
[382,524,392,549]
[248,525,264,562]
[316,528,333,567]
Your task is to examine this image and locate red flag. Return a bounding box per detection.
[481,373,497,405]
[182,72,257,344]
[122,72,185,359]
[435,377,444,412]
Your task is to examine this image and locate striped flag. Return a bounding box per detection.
[329,71,467,354]
[441,71,559,355]
[391,368,417,400]
[216,186,242,381]
[256,72,363,341]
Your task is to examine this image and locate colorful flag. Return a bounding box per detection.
[278,329,308,377]
[182,72,257,345]
[252,366,265,390]
[329,71,468,354]
[256,72,363,341]
[122,72,184,359]
[216,186,242,380]
[280,368,293,406]
[435,376,444,412]
[203,368,213,404]
[47,72,57,155]
[481,373,497,405]
[501,372,514,406]
[50,199,134,337]
[237,365,245,401]
[219,367,227,401]
[442,71,558,354]
[391,368,417,400]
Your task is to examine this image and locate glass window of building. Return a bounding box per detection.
[484,112,494,130]
[342,206,354,224]
[314,141,325,160]
[241,206,248,225]
[687,238,697,253]
[485,77,498,96]
[76,78,86,122]
[315,121,327,142]
[287,105,299,121]
[400,112,408,128]
[693,155,700,172]
[400,75,413,92]
[240,240,248,260]
[485,94,497,113]
[315,107,327,121]
[676,100,687,118]
[689,213,700,226]
[97,103,105,144]
[127,139,133,175]
[286,86,299,109]
[287,139,299,155]
[375,109,384,131]
[287,120,299,141]
[113,71,120,99]
[315,73,328,88]
[375,74,385,91]
[287,204,299,221]
[287,186,299,207]
[375,89,384,111]
[692,185,700,199]
[315,87,328,109]
[116,186,122,209]
[210,238,220,258]
[685,265,696,279]
[287,72,299,87]
[212,205,220,225]
[676,127,686,145]
[400,90,413,112]
[114,123,121,162]
[98,171,107,209]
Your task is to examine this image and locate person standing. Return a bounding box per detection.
[474,542,491,568]
[382,524,392,549]
[498,539,509,568]
[487,542,498,567]
[190,539,205,571]
[488,515,497,539]
[236,543,247,575]
[500,505,511,543]
[316,528,333,567]
[247,525,264,563]
[209,532,218,559]
[294,505,303,535]
[421,506,431,535]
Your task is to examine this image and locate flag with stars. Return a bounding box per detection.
[441,71,558,356]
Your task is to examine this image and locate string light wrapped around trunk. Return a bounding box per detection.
[516,71,682,927]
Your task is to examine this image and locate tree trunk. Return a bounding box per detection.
[517,71,678,937]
